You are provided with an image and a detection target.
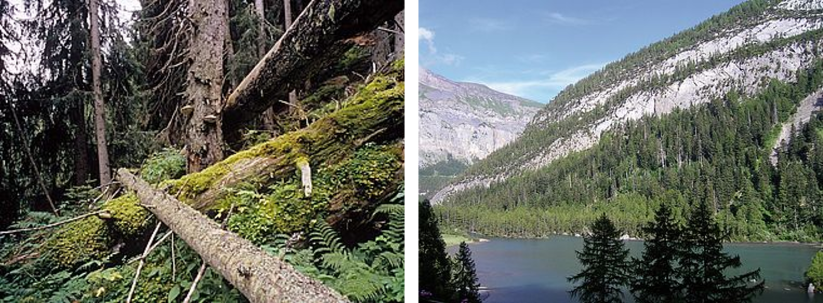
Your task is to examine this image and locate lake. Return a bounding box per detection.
[451,236,823,303]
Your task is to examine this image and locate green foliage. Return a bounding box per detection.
[679,200,764,303]
[806,251,823,288]
[452,242,481,303]
[419,199,454,301]
[140,148,186,184]
[631,203,682,303]
[569,213,630,303]
[331,143,403,200]
[263,190,406,303]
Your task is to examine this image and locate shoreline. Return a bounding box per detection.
[469,233,823,248]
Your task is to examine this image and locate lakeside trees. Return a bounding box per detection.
[572,205,764,303]
[453,242,481,303]
[631,203,681,303]
[419,199,455,301]
[569,213,631,303]
[419,200,481,303]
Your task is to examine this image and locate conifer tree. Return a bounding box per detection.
[679,200,764,303]
[452,241,481,303]
[419,199,454,301]
[569,213,630,303]
[631,203,682,303]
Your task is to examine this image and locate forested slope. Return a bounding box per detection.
[438,59,823,242]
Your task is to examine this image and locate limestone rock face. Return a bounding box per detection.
[433,0,823,203]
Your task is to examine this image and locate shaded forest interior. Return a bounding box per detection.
[0,0,404,302]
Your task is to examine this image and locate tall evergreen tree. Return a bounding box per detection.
[679,200,764,303]
[569,213,630,303]
[452,241,481,303]
[419,199,454,301]
[631,203,682,303]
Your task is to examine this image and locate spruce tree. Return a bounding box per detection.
[453,241,481,303]
[631,203,682,303]
[419,200,454,301]
[679,200,764,303]
[569,213,630,303]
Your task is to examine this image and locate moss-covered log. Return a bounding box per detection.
[170,72,404,211]
[221,0,403,133]
[116,169,349,303]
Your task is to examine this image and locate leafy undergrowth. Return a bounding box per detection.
[0,62,405,302]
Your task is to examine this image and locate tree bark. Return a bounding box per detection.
[116,169,349,303]
[282,0,292,31]
[71,98,89,185]
[226,0,238,90]
[256,0,278,131]
[255,0,267,58]
[89,0,111,188]
[184,0,227,172]
[222,0,403,134]
[394,11,404,55]
[282,0,299,121]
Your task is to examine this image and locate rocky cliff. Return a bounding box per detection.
[418,68,542,167]
[418,68,541,198]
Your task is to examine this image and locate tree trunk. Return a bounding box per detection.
[71,98,89,185]
[169,72,403,212]
[89,0,111,188]
[222,0,403,134]
[283,0,299,119]
[225,0,238,90]
[282,0,292,30]
[116,169,349,303]
[255,0,266,58]
[256,0,278,131]
[394,11,404,55]
[184,0,227,172]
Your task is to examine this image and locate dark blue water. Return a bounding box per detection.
[453,236,823,303]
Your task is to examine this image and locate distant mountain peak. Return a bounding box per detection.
[418,69,542,197]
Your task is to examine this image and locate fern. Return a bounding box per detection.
[309,221,347,256]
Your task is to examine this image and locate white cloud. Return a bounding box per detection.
[419,27,437,54]
[546,12,588,25]
[440,54,464,66]
[467,63,606,100]
[546,63,604,86]
[468,17,511,32]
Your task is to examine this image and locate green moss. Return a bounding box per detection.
[342,144,402,199]
[392,57,404,71]
[45,217,110,267]
[103,193,150,237]
[262,182,322,234]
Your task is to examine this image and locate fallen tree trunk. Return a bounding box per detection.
[170,71,403,211]
[116,168,349,303]
[221,0,403,133]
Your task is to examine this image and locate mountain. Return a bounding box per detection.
[435,0,823,241]
[418,68,542,197]
[434,0,823,203]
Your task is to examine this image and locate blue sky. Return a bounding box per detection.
[420,0,746,103]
